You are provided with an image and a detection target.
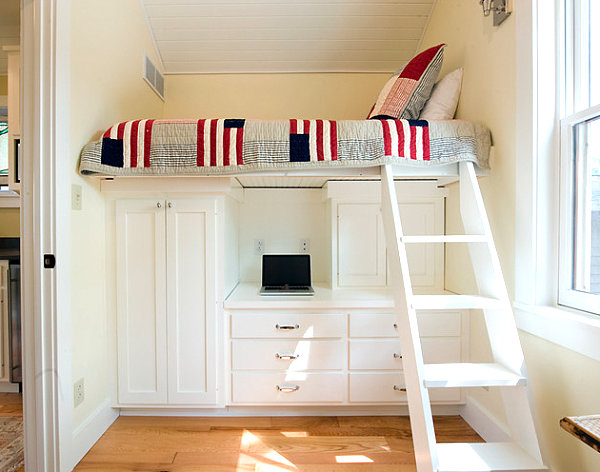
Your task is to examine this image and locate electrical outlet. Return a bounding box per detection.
[254,239,265,255]
[74,378,85,408]
[300,238,310,253]
[72,184,82,210]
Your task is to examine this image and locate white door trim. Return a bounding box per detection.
[21,0,72,470]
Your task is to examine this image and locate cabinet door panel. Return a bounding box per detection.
[116,200,167,404]
[338,204,386,287]
[166,200,217,404]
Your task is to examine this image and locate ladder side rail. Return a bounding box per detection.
[380,165,437,472]
[458,162,544,463]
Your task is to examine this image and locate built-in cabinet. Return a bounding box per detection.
[115,198,217,405]
[0,261,19,392]
[110,179,466,411]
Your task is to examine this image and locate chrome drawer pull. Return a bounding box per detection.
[277,385,300,393]
[276,353,299,360]
[393,385,407,392]
[275,323,300,330]
[393,353,403,359]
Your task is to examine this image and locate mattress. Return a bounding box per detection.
[79,118,491,176]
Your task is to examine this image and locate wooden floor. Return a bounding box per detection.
[75,415,483,471]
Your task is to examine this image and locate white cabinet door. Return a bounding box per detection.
[337,203,387,287]
[166,199,217,404]
[116,200,168,404]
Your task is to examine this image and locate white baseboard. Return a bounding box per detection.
[65,399,118,471]
[460,396,511,442]
[0,382,20,393]
[118,404,463,417]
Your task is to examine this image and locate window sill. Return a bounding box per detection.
[0,192,20,208]
[514,302,600,362]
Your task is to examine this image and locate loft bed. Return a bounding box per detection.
[79,118,491,185]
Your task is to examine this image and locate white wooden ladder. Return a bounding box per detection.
[380,162,547,472]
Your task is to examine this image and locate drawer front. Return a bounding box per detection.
[349,312,461,338]
[231,313,346,339]
[232,372,344,404]
[349,338,461,370]
[349,373,460,403]
[232,340,345,371]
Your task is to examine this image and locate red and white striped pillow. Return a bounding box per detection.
[368,44,445,120]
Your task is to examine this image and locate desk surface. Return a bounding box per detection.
[560,415,600,454]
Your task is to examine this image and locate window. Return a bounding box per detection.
[558,0,600,313]
[0,121,8,186]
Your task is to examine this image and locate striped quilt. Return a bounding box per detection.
[79,118,491,176]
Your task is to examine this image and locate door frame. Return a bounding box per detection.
[21,0,72,469]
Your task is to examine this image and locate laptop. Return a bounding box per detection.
[260,254,315,296]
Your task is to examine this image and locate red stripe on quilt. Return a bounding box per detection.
[290,119,297,134]
[422,126,430,160]
[210,120,218,167]
[316,120,324,161]
[410,125,417,159]
[382,120,392,156]
[223,127,231,166]
[196,119,206,167]
[130,120,140,167]
[236,127,244,165]
[103,127,112,139]
[117,122,126,140]
[144,119,155,167]
[394,120,404,156]
[303,120,310,134]
[330,121,338,160]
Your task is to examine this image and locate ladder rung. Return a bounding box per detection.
[437,442,547,471]
[423,363,527,388]
[412,295,504,310]
[401,235,488,243]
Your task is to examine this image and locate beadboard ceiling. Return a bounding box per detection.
[141,0,435,74]
[0,0,20,76]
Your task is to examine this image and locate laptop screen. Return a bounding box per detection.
[262,254,311,287]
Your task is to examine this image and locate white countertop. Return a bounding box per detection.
[224,283,395,310]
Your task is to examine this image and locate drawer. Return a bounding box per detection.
[231,313,346,339]
[232,372,344,404]
[349,338,461,370]
[349,373,461,403]
[232,339,345,371]
[349,312,461,338]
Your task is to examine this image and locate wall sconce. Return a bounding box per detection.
[479,0,512,26]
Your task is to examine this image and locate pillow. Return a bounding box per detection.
[368,44,445,120]
[419,68,463,120]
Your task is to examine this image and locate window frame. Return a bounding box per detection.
[557,0,600,314]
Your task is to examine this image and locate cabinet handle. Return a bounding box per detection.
[277,384,300,393]
[275,323,300,330]
[156,202,162,208]
[393,323,398,329]
[393,353,402,359]
[393,385,407,392]
[168,202,173,208]
[276,353,299,360]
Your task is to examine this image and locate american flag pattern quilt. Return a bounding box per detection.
[79,119,491,176]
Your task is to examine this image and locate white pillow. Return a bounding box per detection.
[419,68,463,120]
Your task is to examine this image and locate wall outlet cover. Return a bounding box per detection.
[74,377,85,408]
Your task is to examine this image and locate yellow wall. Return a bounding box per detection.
[70,0,163,429]
[422,2,600,471]
[0,209,19,236]
[164,73,389,120]
[0,76,7,95]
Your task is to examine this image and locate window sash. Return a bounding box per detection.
[558,104,600,314]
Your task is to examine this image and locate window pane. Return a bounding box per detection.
[591,0,600,106]
[0,122,8,175]
[573,116,600,294]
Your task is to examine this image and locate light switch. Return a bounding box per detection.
[72,184,82,210]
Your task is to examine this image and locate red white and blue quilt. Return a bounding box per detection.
[79,118,490,176]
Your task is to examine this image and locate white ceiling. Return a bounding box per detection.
[142,0,435,74]
[0,0,19,76]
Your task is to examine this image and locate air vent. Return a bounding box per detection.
[143,53,165,100]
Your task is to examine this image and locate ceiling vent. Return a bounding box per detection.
[143,53,165,100]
